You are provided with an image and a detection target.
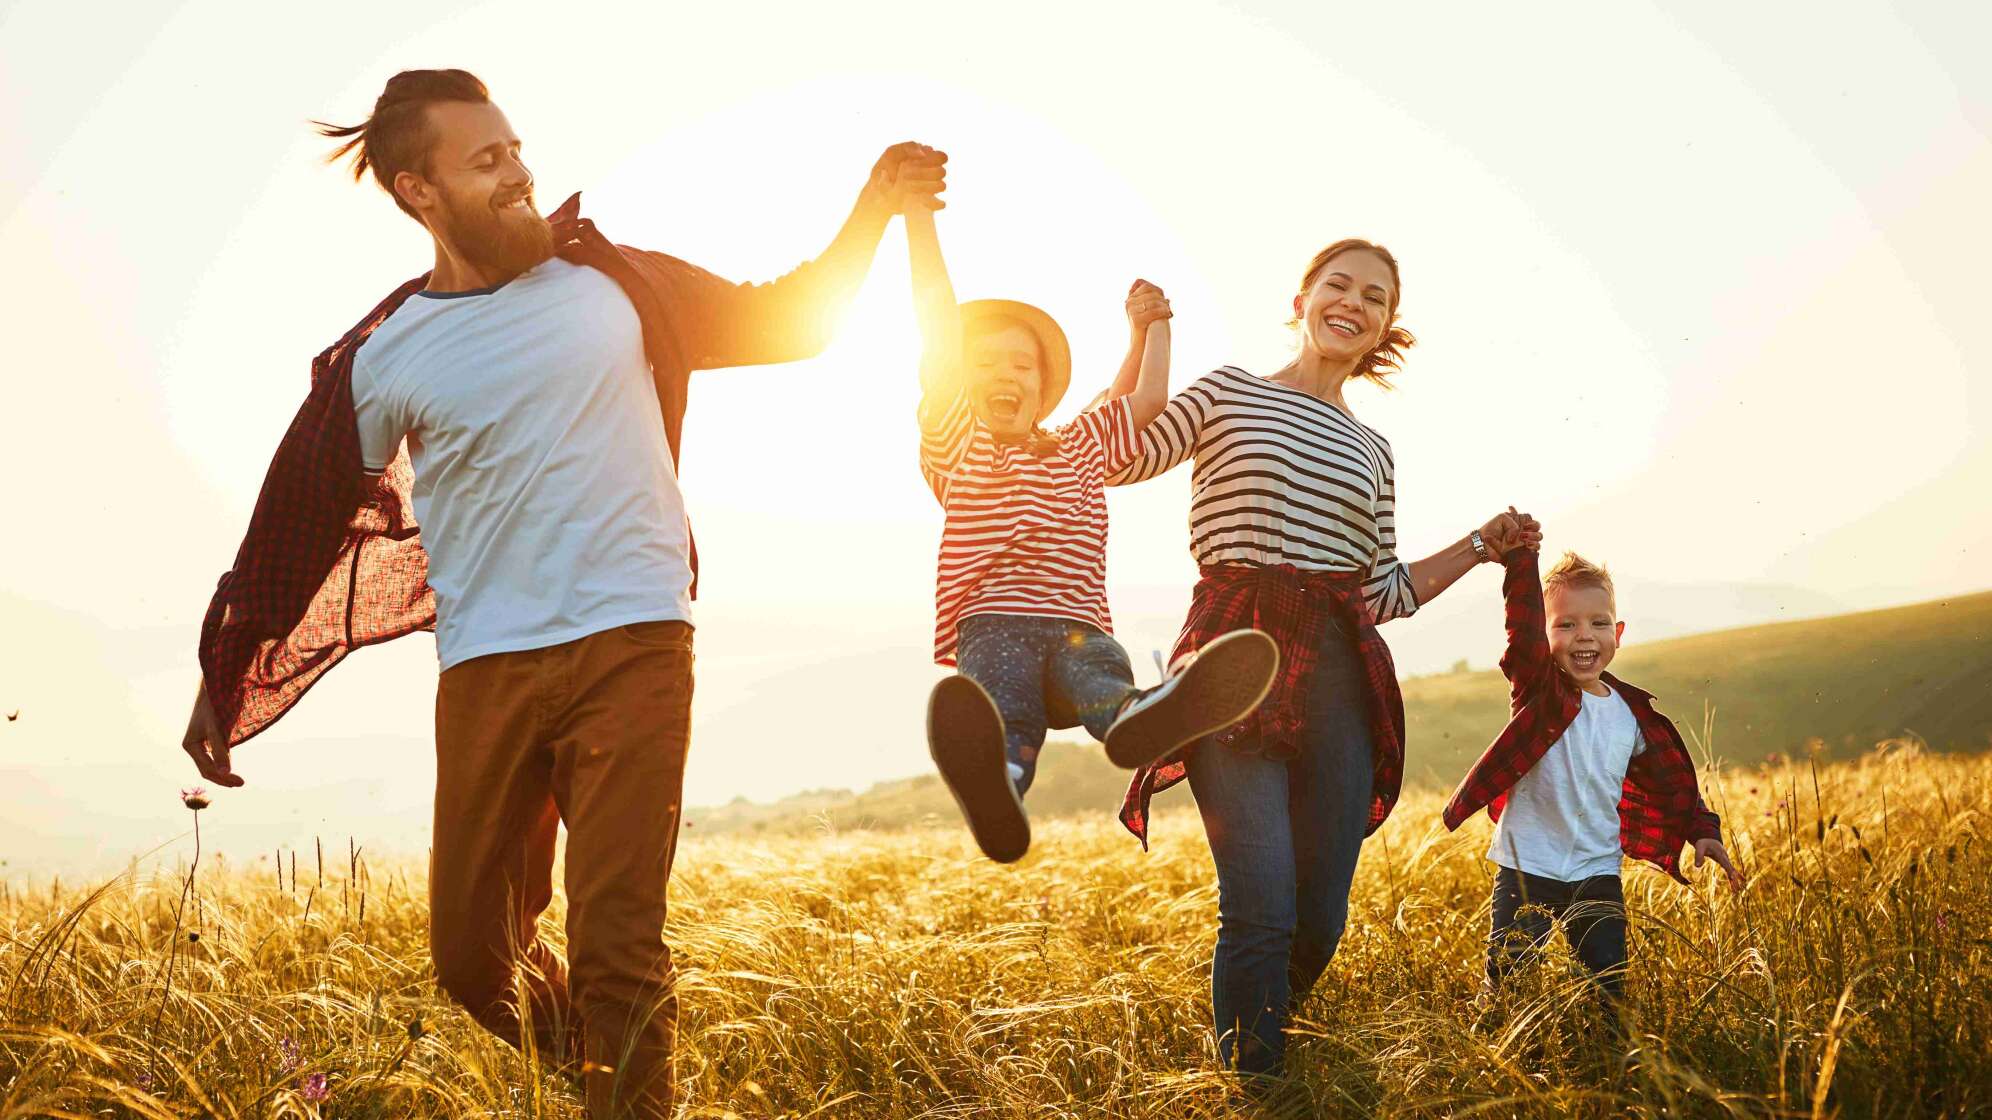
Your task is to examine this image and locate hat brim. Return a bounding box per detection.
[958,299,1072,422]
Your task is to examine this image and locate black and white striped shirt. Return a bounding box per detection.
[1110,366,1419,623]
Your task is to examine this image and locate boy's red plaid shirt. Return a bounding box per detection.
[1442,549,1722,882]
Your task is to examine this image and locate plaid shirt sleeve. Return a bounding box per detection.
[198,276,437,746]
[1441,548,1565,831]
[1498,548,1554,711]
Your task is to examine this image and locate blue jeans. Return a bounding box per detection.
[955,614,1138,796]
[1186,614,1374,1077]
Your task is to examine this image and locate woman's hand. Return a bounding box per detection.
[1125,279,1172,331]
[1478,505,1542,561]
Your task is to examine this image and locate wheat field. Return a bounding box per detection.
[2,739,1986,1119]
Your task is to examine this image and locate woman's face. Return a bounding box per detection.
[1293,249,1395,366]
[965,323,1044,440]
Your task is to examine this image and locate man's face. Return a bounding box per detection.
[400,100,554,280]
[1545,583,1623,691]
[965,323,1045,440]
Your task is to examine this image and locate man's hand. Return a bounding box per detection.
[180,682,244,788]
[869,142,948,214]
[1125,279,1172,331]
[1478,505,1543,561]
[1694,837,1746,890]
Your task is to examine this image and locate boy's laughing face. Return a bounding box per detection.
[965,323,1044,441]
[1546,583,1623,694]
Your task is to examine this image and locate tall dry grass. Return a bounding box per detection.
[2,739,1986,1118]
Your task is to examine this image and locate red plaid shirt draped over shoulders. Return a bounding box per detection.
[199,194,856,746]
[1441,549,1722,882]
[1119,564,1407,848]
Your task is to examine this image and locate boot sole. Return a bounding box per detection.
[927,675,1030,863]
[1104,630,1280,769]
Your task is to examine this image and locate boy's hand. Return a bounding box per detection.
[869,142,948,214]
[1694,838,1746,890]
[1125,279,1172,330]
[1478,506,1543,561]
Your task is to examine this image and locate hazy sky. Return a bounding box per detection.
[2,0,1987,873]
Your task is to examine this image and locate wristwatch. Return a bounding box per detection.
[1469,529,1490,563]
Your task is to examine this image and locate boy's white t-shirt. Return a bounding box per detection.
[351,257,693,670]
[1488,683,1646,882]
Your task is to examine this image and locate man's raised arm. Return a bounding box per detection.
[678,142,947,370]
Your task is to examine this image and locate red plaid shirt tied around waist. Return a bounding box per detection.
[1441,550,1722,882]
[200,194,862,747]
[1119,564,1407,848]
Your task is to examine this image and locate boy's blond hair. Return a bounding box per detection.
[1543,551,1616,614]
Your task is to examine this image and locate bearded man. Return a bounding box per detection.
[178,68,944,1117]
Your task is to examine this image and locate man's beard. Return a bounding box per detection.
[439,187,556,282]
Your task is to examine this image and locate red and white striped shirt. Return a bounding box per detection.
[919,390,1140,666]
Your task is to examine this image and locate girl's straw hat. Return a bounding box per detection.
[959,299,1071,422]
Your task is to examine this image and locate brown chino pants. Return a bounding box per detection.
[430,620,693,1119]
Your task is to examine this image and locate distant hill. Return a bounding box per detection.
[684,591,1992,836]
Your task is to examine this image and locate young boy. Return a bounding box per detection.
[1443,538,1745,1004]
[904,204,1278,864]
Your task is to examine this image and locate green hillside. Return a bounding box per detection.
[688,591,1992,836]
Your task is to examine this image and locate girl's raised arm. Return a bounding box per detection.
[904,207,963,402]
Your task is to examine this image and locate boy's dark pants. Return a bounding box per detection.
[1486,866,1628,1003]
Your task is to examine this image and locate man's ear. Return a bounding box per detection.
[392,170,432,216]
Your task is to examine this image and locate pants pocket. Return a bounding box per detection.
[618,620,694,653]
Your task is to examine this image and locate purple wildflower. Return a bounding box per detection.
[279,1036,301,1073]
[301,1072,329,1102]
[180,786,211,811]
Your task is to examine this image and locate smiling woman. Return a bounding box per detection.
[1284,239,1416,387]
[1104,236,1545,1082]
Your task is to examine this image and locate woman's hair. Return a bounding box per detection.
[1543,551,1617,613]
[315,69,491,219]
[1289,238,1417,385]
